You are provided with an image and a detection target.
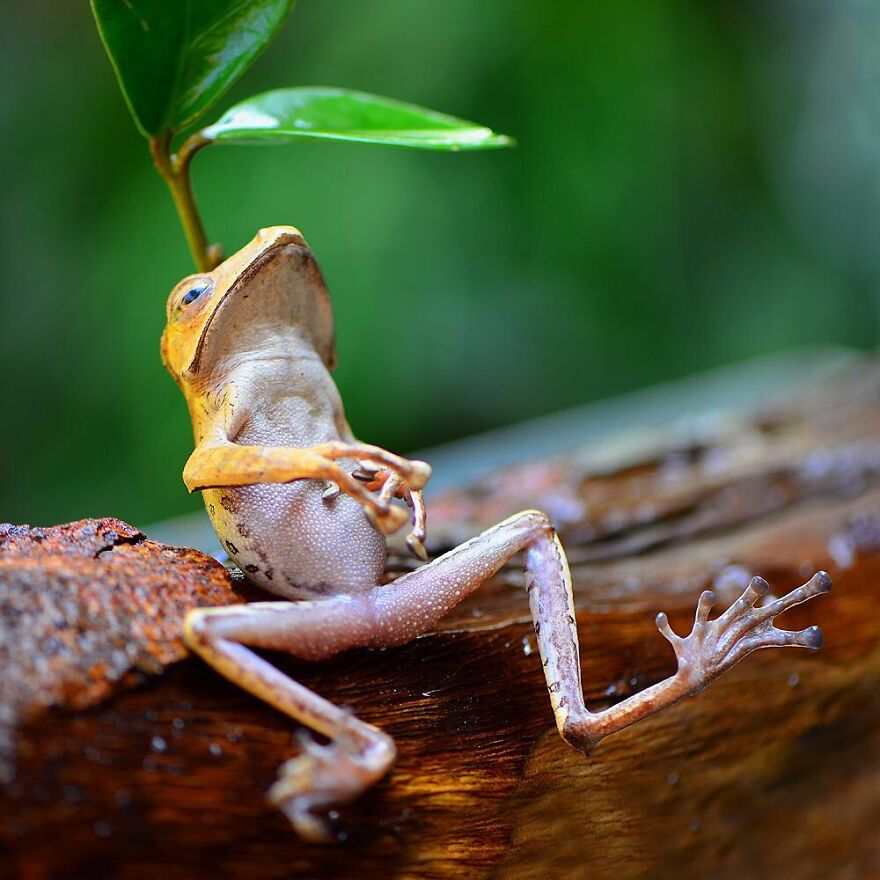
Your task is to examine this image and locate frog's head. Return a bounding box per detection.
[161,226,336,386]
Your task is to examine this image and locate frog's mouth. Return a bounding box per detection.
[190,231,337,375]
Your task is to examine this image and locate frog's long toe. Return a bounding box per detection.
[656,571,831,687]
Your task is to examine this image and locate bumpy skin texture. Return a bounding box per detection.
[163,226,831,841]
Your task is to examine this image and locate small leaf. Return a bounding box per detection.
[199,87,514,151]
[91,0,296,137]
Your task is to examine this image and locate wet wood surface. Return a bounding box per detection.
[3,359,880,879]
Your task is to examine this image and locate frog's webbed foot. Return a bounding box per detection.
[656,572,831,691]
[268,728,396,842]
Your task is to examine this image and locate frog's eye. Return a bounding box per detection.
[180,279,212,307]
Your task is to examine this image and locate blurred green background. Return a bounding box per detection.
[2,1,878,527]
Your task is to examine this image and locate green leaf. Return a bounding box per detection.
[90,0,296,138]
[199,87,514,151]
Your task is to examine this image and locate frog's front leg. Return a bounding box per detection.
[181,386,429,534]
[183,438,429,534]
[367,510,830,751]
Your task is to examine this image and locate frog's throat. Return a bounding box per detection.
[188,236,336,377]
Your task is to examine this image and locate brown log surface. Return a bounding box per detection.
[3,362,880,879]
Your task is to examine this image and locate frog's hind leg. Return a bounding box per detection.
[365,509,830,752]
[184,598,395,842]
[186,511,830,839]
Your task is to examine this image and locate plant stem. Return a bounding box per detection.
[149,132,219,272]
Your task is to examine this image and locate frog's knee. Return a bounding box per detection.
[513,509,554,533]
[183,607,213,650]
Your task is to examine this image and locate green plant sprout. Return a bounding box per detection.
[90,0,513,272]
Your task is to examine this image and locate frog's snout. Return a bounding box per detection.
[254,225,303,249]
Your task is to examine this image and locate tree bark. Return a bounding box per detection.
[2,358,879,879]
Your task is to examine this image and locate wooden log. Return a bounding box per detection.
[0,518,251,784]
[3,360,880,878]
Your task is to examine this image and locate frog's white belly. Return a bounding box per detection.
[205,480,386,599]
[200,365,388,598]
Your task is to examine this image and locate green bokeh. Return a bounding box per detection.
[1,1,877,528]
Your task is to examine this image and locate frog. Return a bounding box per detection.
[161,225,831,842]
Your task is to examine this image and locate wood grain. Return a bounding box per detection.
[3,362,880,879]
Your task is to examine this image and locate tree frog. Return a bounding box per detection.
[161,226,830,841]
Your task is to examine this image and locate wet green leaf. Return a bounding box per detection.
[91,0,296,137]
[200,87,514,150]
